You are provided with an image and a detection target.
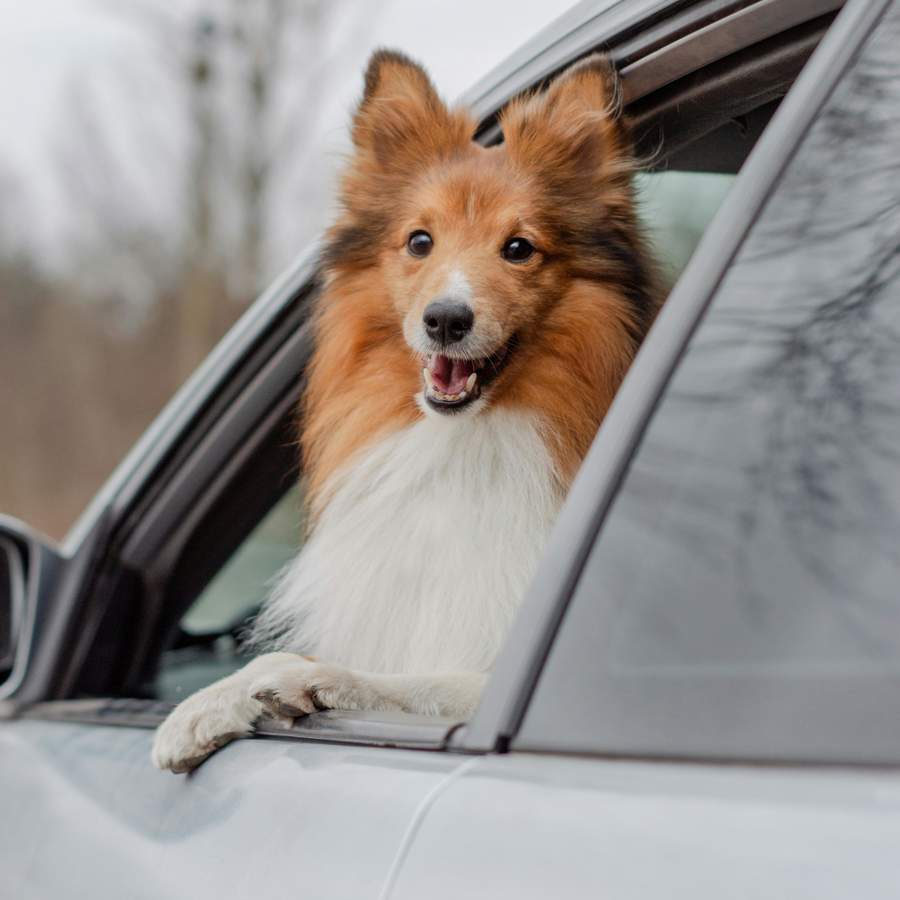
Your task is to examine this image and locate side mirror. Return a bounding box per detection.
[0,516,64,700]
[0,535,26,679]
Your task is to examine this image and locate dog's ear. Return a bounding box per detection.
[351,49,472,174]
[501,55,630,191]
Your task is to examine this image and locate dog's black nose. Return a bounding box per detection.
[423,301,474,346]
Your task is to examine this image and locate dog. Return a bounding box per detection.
[152,49,657,773]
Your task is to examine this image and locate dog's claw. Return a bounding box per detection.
[253,689,309,719]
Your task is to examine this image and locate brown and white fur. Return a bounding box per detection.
[153,50,657,773]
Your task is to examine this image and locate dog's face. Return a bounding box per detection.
[326,50,646,417]
[384,156,553,414]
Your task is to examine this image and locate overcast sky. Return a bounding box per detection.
[0,0,573,273]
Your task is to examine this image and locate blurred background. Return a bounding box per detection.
[0,0,726,546]
[0,0,567,540]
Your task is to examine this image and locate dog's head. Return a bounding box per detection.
[324,49,652,418]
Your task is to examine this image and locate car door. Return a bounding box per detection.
[385,0,900,896]
[0,0,864,898]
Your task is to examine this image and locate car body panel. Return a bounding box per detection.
[0,719,462,900]
[5,726,900,900]
[391,754,900,900]
[4,1,898,898]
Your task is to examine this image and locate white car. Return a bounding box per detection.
[3,0,900,896]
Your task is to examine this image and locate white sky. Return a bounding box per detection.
[0,0,573,274]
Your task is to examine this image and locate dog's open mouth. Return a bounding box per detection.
[421,339,515,413]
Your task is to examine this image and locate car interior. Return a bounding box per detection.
[32,2,841,732]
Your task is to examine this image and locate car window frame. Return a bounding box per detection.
[130,4,840,716]
[460,0,893,754]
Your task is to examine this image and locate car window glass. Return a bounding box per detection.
[518,3,900,762]
[155,487,303,701]
[636,170,734,287]
[182,488,304,634]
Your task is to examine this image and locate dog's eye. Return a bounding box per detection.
[502,237,535,263]
[407,230,433,258]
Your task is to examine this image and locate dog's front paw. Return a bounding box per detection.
[250,659,364,719]
[152,679,263,774]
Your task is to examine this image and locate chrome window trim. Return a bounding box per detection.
[17,699,461,751]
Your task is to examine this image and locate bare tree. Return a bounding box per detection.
[1,0,382,538]
[55,0,378,377]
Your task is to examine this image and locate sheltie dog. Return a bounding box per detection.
[153,49,657,772]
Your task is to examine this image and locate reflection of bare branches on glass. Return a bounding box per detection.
[714,13,900,599]
[605,7,900,661]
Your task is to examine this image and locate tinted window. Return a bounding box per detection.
[155,488,303,701]
[636,170,734,287]
[519,3,900,762]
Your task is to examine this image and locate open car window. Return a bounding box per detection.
[150,170,735,701]
[141,8,836,710]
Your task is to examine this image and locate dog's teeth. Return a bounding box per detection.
[465,372,477,392]
[423,368,434,390]
[458,390,467,400]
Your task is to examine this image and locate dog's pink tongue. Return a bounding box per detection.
[429,354,474,394]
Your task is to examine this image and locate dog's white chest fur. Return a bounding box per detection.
[256,409,562,674]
